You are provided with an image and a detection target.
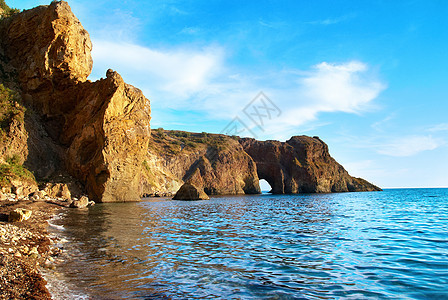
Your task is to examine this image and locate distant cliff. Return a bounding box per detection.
[141,131,380,196]
[240,136,381,193]
[141,130,260,196]
[0,1,150,202]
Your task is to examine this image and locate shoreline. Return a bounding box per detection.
[0,197,70,300]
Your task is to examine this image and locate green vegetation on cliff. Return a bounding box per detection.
[149,129,236,156]
[0,84,25,136]
[0,86,35,188]
[0,0,20,18]
[0,154,36,187]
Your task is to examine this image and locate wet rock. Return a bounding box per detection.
[8,208,32,222]
[69,195,89,208]
[173,183,209,201]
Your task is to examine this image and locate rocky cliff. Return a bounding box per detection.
[240,136,381,193]
[141,130,260,196]
[1,1,379,202]
[141,131,380,197]
[0,1,151,202]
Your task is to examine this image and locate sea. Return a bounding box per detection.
[43,188,448,299]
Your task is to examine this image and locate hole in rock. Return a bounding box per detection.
[259,179,272,194]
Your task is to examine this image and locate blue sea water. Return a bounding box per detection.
[46,189,448,299]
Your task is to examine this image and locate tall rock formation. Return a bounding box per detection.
[240,136,381,193]
[0,2,151,202]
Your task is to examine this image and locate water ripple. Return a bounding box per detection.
[47,188,448,299]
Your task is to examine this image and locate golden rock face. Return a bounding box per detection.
[240,136,381,194]
[1,2,92,91]
[0,2,151,202]
[141,131,261,197]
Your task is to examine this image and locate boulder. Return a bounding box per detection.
[8,208,32,222]
[69,196,89,208]
[44,183,71,200]
[10,181,38,199]
[173,183,210,201]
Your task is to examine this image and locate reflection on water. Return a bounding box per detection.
[48,189,448,299]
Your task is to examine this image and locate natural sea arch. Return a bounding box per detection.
[259,179,272,193]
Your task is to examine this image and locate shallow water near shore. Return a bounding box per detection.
[46,188,448,299]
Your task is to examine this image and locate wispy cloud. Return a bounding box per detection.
[376,135,442,157]
[371,114,395,132]
[306,14,356,26]
[428,123,448,132]
[179,27,200,35]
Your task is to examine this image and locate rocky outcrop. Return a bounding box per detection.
[0,1,92,101]
[141,130,260,196]
[173,183,209,200]
[61,70,151,202]
[0,2,151,202]
[240,136,381,193]
[142,131,380,196]
[43,183,71,200]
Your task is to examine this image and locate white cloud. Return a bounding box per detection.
[376,135,442,157]
[302,62,383,112]
[91,40,224,99]
[90,40,384,137]
[253,61,385,137]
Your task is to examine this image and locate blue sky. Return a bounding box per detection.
[10,0,448,188]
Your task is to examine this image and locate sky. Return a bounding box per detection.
[10,0,448,189]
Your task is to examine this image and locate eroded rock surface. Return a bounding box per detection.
[141,130,260,196]
[240,136,381,193]
[0,2,151,202]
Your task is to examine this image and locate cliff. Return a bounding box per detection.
[240,136,381,193]
[141,131,380,197]
[1,1,378,202]
[141,130,260,196]
[0,1,150,202]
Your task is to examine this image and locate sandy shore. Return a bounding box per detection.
[0,198,69,300]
